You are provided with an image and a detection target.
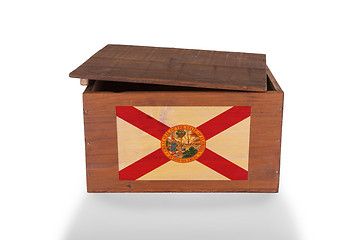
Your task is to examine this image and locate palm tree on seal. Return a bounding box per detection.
[176,129,186,156]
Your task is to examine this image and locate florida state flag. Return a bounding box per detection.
[116,106,251,180]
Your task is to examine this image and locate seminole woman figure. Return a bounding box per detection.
[170,134,177,152]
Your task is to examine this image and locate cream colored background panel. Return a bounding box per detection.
[135,106,232,127]
[138,160,230,180]
[117,117,160,170]
[206,117,250,171]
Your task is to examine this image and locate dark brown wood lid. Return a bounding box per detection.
[69,44,267,91]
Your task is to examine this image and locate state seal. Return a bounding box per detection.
[161,125,206,163]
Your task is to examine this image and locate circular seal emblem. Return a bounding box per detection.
[161,125,206,163]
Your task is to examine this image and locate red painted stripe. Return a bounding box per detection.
[197,148,248,180]
[197,106,251,140]
[116,106,170,140]
[119,149,170,180]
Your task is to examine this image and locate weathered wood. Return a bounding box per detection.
[70,44,267,92]
[82,69,283,192]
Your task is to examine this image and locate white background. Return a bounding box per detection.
[1,1,359,239]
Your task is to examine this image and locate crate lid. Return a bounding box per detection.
[69,44,267,91]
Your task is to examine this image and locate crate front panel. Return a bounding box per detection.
[83,91,283,192]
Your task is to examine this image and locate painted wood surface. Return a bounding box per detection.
[82,67,283,192]
[70,44,267,92]
[116,106,250,180]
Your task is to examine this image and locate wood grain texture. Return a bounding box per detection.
[70,44,267,92]
[82,67,283,192]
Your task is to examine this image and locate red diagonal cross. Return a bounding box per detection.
[117,106,250,180]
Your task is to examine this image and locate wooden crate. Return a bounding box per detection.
[70,45,284,192]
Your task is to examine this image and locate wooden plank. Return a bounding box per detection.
[82,72,283,192]
[80,78,88,86]
[71,44,267,92]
